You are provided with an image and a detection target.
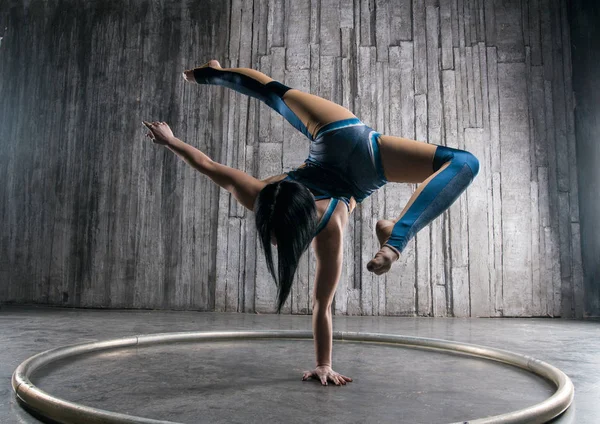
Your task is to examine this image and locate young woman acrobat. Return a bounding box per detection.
[142,59,479,386]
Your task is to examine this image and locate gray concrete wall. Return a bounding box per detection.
[568,0,600,317]
[0,0,584,317]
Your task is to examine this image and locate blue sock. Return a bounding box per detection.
[384,145,480,254]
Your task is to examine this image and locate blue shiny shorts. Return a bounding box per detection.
[285,118,389,207]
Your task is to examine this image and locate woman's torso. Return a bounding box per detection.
[264,117,388,235]
[285,119,387,206]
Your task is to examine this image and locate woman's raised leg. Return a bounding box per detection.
[183,60,356,140]
[367,134,480,275]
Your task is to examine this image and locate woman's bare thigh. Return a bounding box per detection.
[282,89,357,139]
[378,134,439,183]
[214,65,356,139]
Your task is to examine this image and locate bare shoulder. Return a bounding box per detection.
[260,173,288,184]
[261,163,309,184]
[312,200,348,250]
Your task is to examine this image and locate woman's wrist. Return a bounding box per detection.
[313,306,333,368]
[165,136,181,147]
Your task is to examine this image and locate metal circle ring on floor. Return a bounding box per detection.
[12,330,574,424]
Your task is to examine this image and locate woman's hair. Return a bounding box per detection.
[255,180,318,314]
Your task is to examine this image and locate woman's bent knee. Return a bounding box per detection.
[433,145,479,178]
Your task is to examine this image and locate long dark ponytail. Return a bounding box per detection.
[255,180,318,313]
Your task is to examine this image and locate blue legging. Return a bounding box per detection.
[192,66,313,140]
[384,145,480,254]
[193,65,480,254]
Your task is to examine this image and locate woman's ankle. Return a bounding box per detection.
[382,244,400,260]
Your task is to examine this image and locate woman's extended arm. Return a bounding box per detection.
[166,137,264,211]
[301,210,352,386]
[143,121,265,211]
[312,219,344,364]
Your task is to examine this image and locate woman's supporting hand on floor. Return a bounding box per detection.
[302,365,353,386]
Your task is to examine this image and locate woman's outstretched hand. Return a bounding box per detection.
[302,365,353,386]
[142,121,175,146]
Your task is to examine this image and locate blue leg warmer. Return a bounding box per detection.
[384,144,480,254]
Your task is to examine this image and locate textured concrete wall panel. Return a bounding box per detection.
[0,0,583,317]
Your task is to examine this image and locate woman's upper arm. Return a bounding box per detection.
[312,218,344,307]
[207,161,265,211]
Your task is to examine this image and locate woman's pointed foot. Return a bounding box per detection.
[367,219,400,275]
[182,60,222,82]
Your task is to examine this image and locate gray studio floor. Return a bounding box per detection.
[1,306,598,424]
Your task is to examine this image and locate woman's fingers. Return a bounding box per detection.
[302,368,352,386]
[143,121,168,128]
[142,122,157,140]
[302,371,313,381]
